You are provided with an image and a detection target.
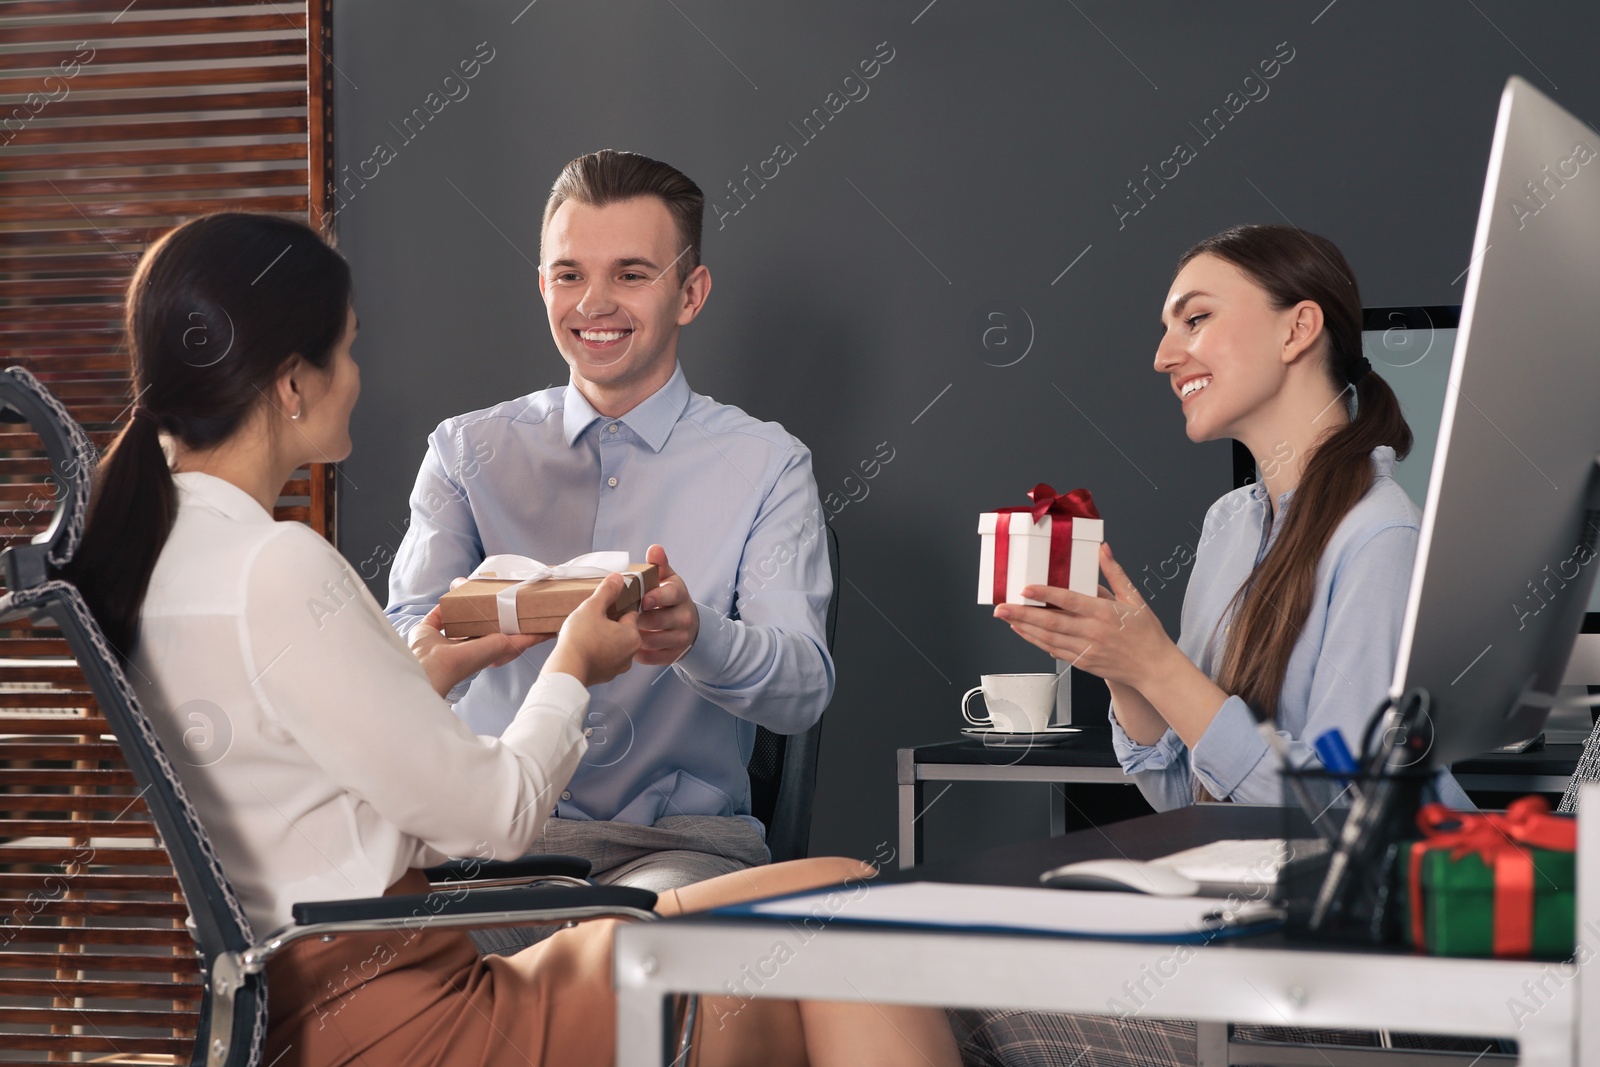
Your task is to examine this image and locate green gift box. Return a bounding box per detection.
[1406,796,1576,959]
[1411,846,1574,958]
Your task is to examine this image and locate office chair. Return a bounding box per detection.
[0,367,679,1067]
[746,521,838,863]
[1559,715,1600,812]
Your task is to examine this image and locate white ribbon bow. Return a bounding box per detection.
[468,551,632,634]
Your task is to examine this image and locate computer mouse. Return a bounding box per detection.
[1038,858,1200,896]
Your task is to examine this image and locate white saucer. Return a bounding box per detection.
[961,726,1082,747]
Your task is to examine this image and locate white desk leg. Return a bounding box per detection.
[615,931,670,1067]
[1521,1021,1575,1067]
[1576,782,1600,1067]
[1194,1020,1228,1067]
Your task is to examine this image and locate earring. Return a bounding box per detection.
[290,406,302,421]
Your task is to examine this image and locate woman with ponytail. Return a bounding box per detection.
[996,223,1470,810]
[956,224,1488,1062]
[69,209,356,656]
[72,213,959,1067]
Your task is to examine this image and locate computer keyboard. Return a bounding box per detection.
[1149,837,1323,888]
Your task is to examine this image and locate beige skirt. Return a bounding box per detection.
[264,856,876,1067]
[265,868,622,1067]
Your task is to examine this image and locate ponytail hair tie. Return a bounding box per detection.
[1350,355,1372,384]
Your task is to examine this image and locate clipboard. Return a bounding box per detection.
[712,881,1284,943]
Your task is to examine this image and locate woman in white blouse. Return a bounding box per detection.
[69,213,959,1067]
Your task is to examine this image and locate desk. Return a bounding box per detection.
[898,734,1582,869]
[615,800,1592,1066]
[897,728,1142,870]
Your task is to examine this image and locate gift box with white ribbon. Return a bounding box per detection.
[439,551,659,638]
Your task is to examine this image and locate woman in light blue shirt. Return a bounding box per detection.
[997,223,1470,811]
[957,222,1486,1067]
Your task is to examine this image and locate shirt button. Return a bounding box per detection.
[608,423,619,434]
[583,727,593,737]
[560,790,572,800]
[607,476,618,487]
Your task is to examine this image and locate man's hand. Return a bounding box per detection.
[635,544,700,666]
[409,586,549,700]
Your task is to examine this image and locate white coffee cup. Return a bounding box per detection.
[961,673,1059,733]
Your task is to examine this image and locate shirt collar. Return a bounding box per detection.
[172,470,275,524]
[1246,478,1294,515]
[1244,444,1398,513]
[560,364,690,453]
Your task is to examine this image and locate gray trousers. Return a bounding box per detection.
[948,1012,1513,1066]
[471,814,770,956]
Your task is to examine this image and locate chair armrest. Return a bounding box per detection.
[424,854,592,883]
[291,882,654,926]
[241,884,659,973]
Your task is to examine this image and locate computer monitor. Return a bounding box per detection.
[1390,75,1600,767]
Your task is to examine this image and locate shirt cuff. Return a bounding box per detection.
[497,671,590,821]
[532,670,590,710]
[674,601,730,680]
[1108,701,1186,772]
[1189,694,1272,798]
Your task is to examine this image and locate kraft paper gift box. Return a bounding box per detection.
[977,484,1103,606]
[1405,796,1576,959]
[439,553,659,638]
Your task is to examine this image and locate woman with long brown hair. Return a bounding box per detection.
[69,211,960,1067]
[953,225,1485,1063]
[996,222,1471,811]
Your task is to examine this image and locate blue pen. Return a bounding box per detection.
[1313,728,1360,787]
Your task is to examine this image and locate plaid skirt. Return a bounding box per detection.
[948,1010,1512,1066]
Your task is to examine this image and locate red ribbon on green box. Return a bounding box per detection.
[1407,795,1575,957]
[991,484,1100,601]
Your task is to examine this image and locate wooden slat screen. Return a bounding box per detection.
[1,1,335,1060]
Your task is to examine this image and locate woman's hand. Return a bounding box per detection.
[997,543,1230,747]
[543,573,643,687]
[409,599,549,700]
[993,542,1178,691]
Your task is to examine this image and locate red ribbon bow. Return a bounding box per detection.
[1407,795,1575,956]
[991,485,1100,599]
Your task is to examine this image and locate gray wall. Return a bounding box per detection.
[331,0,1600,864]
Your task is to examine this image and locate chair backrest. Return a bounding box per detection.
[0,368,266,1067]
[0,367,97,589]
[746,522,837,863]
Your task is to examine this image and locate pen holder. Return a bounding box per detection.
[1278,765,1428,948]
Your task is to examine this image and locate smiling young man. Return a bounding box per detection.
[384,151,834,943]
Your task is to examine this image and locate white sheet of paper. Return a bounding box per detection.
[731,881,1257,940]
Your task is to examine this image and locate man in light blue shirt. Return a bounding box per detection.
[385,151,833,902]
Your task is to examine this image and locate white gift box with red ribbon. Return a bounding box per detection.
[976,485,1104,606]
